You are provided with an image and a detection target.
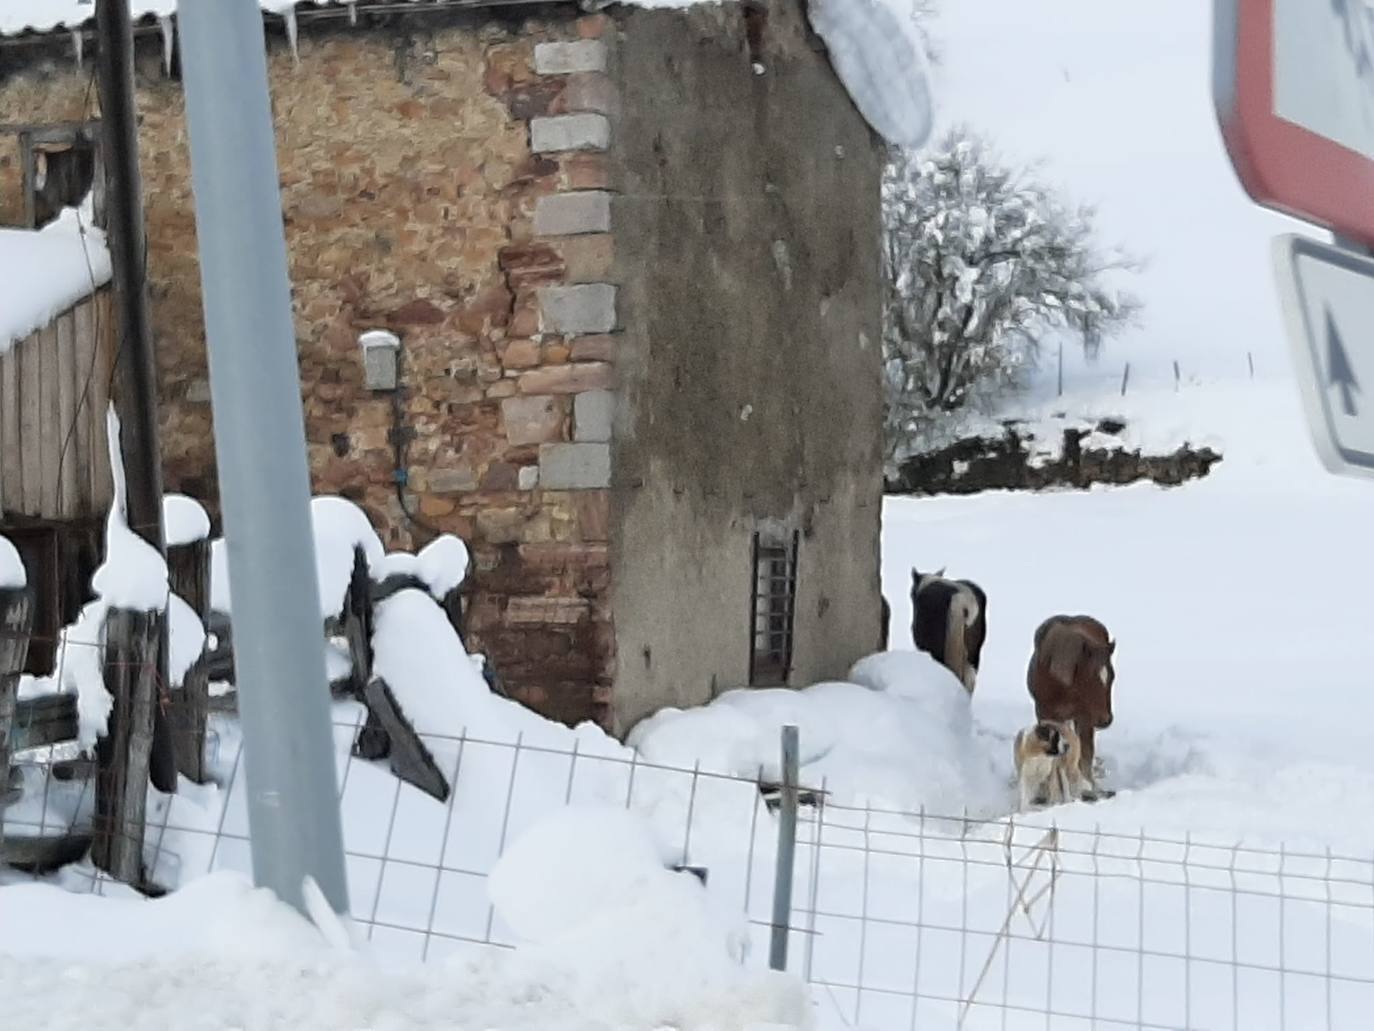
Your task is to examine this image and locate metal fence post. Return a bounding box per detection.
[770,723,800,971]
[175,0,348,917]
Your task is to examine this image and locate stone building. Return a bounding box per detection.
[0,0,887,734]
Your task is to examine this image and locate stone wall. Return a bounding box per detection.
[0,7,618,726]
[887,420,1223,496]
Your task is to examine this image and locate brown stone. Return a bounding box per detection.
[511,297,541,337]
[389,298,447,326]
[477,507,527,544]
[544,343,571,364]
[501,394,565,444]
[505,596,591,625]
[577,14,610,38]
[487,379,518,399]
[419,494,458,518]
[573,489,610,541]
[570,334,615,362]
[501,339,542,369]
[504,77,566,121]
[563,74,619,119]
[517,362,613,395]
[429,464,478,494]
[556,233,614,283]
[481,461,520,491]
[563,152,612,191]
[498,241,566,290]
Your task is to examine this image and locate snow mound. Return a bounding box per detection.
[807,0,934,148]
[632,657,1010,816]
[311,496,385,619]
[92,408,168,612]
[0,201,112,355]
[0,534,24,589]
[162,493,211,547]
[488,805,678,941]
[489,805,809,1030]
[416,533,469,597]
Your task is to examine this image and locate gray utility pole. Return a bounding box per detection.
[95,0,176,797]
[176,0,349,917]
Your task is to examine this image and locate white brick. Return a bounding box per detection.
[539,443,611,489]
[574,389,614,442]
[534,40,608,75]
[534,191,612,237]
[530,113,611,154]
[538,284,617,335]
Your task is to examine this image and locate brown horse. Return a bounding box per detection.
[1026,615,1116,782]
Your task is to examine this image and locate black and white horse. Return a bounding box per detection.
[910,567,988,694]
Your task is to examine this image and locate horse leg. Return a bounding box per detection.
[1077,722,1096,782]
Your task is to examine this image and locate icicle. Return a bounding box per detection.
[285,7,300,65]
[159,15,174,76]
[348,3,358,27]
[71,28,83,69]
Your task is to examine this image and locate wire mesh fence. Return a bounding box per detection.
[6,713,1374,1029]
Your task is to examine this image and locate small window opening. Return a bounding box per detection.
[16,123,103,229]
[749,527,799,687]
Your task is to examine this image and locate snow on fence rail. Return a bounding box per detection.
[6,717,1374,1030]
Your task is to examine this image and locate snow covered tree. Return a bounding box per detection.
[882,128,1136,460]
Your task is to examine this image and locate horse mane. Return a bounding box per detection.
[1041,623,1089,687]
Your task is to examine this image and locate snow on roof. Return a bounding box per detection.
[0,0,296,37]
[0,534,25,589]
[0,201,112,356]
[807,0,934,149]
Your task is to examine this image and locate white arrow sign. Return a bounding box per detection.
[1274,234,1374,477]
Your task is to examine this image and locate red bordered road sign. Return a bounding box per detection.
[1215,0,1374,245]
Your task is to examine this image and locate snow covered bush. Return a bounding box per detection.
[882,128,1136,461]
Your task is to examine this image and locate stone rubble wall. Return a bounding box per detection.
[0,9,622,727]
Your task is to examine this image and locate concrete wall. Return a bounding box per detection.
[608,0,885,733]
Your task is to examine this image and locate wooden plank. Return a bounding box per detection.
[92,607,160,885]
[0,588,33,868]
[168,658,210,784]
[0,346,20,515]
[10,693,78,752]
[56,309,79,519]
[362,676,450,803]
[38,322,60,518]
[18,333,43,516]
[0,831,92,873]
[71,296,96,516]
[88,291,114,513]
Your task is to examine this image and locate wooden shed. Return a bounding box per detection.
[0,283,116,675]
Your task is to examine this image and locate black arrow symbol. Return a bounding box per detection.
[1326,307,1361,417]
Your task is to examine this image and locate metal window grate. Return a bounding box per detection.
[749,528,798,687]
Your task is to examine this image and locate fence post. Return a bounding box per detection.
[92,605,161,885]
[167,537,211,783]
[0,586,33,863]
[770,723,800,971]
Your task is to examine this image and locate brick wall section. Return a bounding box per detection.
[0,10,619,728]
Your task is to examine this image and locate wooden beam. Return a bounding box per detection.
[9,694,78,753]
[0,586,34,868]
[91,606,159,885]
[361,677,449,803]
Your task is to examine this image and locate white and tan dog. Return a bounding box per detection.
[1013,720,1101,810]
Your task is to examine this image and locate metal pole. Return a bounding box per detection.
[95,0,165,552]
[95,0,177,799]
[176,0,348,916]
[769,723,800,971]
